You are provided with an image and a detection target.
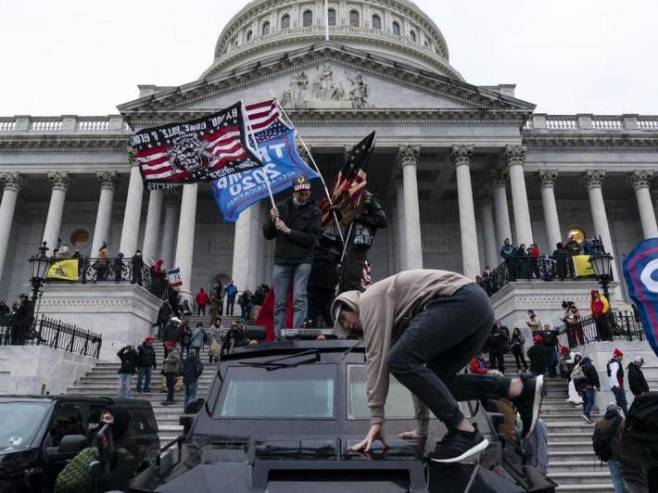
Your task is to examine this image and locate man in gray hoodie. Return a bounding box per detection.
[332,269,544,463]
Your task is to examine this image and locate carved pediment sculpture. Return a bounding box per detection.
[281,65,370,110]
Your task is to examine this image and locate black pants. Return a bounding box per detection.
[197,304,206,316]
[165,373,176,402]
[226,297,235,315]
[307,286,335,327]
[489,352,505,374]
[340,248,368,292]
[512,347,528,370]
[387,284,511,430]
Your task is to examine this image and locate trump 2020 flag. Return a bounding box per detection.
[210,100,318,222]
[130,101,262,190]
[623,238,658,358]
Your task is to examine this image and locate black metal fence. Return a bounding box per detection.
[555,311,644,350]
[0,315,102,358]
[48,256,152,290]
[483,256,599,296]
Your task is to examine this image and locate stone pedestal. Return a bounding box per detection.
[40,284,161,361]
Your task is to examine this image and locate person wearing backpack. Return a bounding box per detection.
[593,404,625,493]
[628,357,650,397]
[572,356,600,424]
[608,348,629,417]
[190,322,207,353]
[182,348,204,408]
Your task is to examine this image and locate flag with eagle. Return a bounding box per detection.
[320,131,375,228]
[130,102,263,190]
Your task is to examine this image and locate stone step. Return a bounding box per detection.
[550,471,613,485]
[547,461,602,473]
[545,432,592,443]
[548,451,602,462]
[77,374,215,383]
[545,422,595,433]
[547,442,596,452]
[555,484,613,492]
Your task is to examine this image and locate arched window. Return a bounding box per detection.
[262,21,270,35]
[410,30,417,42]
[246,30,253,42]
[349,10,359,27]
[424,40,429,48]
[281,14,290,29]
[372,14,381,29]
[392,21,400,35]
[328,8,336,26]
[303,9,313,27]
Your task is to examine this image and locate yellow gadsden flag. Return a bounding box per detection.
[573,255,595,277]
[47,259,79,281]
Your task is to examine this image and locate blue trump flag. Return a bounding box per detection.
[623,238,658,359]
[211,128,317,222]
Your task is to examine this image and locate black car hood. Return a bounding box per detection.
[0,448,38,478]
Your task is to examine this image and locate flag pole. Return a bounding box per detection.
[242,100,276,210]
[269,92,345,244]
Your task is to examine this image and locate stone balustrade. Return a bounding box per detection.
[525,113,658,132]
[0,115,130,134]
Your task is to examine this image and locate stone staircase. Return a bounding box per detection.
[65,339,218,444]
[503,355,658,492]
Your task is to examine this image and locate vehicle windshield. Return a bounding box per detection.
[348,365,415,419]
[214,364,335,419]
[0,401,50,454]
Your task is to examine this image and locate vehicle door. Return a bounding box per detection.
[41,402,87,490]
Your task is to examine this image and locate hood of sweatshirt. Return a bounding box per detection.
[331,290,361,338]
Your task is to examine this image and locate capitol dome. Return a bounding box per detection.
[202,0,462,80]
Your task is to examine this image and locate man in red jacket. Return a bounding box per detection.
[195,288,209,316]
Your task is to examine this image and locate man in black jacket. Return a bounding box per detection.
[339,191,388,292]
[263,174,321,338]
[307,226,342,327]
[117,345,138,399]
[136,336,157,393]
[628,357,650,397]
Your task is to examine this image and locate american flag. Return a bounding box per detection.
[131,102,262,190]
[320,131,375,228]
[245,99,293,143]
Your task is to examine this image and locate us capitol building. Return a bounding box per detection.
[1,0,657,312]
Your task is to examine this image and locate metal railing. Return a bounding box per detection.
[555,311,644,350]
[0,315,102,358]
[483,253,607,296]
[48,257,153,290]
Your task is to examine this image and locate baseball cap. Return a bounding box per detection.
[293,174,311,191]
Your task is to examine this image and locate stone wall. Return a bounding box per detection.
[40,283,161,361]
[0,345,96,395]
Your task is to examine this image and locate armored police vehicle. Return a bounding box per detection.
[132,336,556,493]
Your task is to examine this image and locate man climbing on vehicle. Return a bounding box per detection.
[332,269,545,463]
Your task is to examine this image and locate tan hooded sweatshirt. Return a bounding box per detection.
[332,269,472,431]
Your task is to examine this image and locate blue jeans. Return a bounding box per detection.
[608,459,626,493]
[612,387,629,417]
[118,373,132,399]
[581,387,595,418]
[136,367,152,392]
[272,263,312,338]
[184,382,198,409]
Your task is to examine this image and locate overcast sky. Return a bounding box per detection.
[1,0,656,116]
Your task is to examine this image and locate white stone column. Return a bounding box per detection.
[452,146,480,279]
[398,145,423,270]
[395,181,407,272]
[160,190,179,269]
[478,192,498,269]
[174,184,198,301]
[537,170,562,252]
[584,170,620,282]
[231,203,262,291]
[42,172,71,253]
[0,173,23,282]
[506,145,534,246]
[142,190,163,262]
[118,164,144,256]
[492,169,513,252]
[91,172,120,255]
[630,170,658,239]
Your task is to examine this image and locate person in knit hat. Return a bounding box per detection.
[136,336,156,393]
[607,348,629,417]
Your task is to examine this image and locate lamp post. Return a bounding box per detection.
[27,242,54,336]
[589,251,614,305]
